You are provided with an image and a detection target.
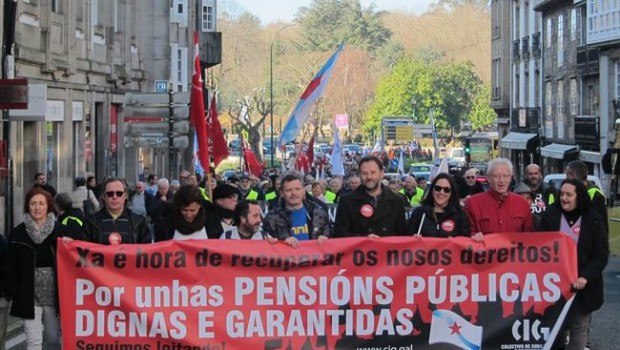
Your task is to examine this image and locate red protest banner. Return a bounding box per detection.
[58,233,578,350]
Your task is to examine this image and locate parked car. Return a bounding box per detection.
[343,144,363,155]
[228,139,241,151]
[408,163,432,180]
[221,170,237,181]
[543,173,602,189]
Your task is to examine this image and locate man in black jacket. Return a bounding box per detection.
[334,156,406,238]
[87,178,150,245]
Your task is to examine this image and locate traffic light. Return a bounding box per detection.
[464,138,471,164]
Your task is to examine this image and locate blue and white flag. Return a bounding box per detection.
[372,137,383,153]
[331,126,345,176]
[430,109,440,159]
[398,150,405,174]
[279,44,343,147]
[429,309,482,350]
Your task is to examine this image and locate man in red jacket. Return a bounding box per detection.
[465,158,533,242]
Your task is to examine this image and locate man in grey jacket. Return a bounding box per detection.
[262,172,331,248]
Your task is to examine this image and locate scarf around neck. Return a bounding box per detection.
[23,212,56,244]
[173,206,207,235]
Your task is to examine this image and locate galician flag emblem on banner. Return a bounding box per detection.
[429,309,483,350]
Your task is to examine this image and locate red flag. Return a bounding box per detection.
[208,95,229,167]
[190,32,209,170]
[295,153,310,173]
[243,146,263,177]
[241,135,263,177]
[307,134,315,165]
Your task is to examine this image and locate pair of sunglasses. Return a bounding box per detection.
[433,185,452,194]
[105,191,125,198]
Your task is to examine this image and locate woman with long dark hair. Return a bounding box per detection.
[405,173,470,237]
[539,178,608,350]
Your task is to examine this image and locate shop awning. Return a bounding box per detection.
[540,143,579,159]
[580,150,601,163]
[500,132,538,150]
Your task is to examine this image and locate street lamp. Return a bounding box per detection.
[270,23,295,168]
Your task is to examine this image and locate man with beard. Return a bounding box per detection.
[205,183,240,239]
[239,173,264,200]
[521,163,557,215]
[263,173,331,248]
[220,200,264,240]
[334,156,406,238]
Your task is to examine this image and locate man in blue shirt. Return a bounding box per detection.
[262,173,331,248]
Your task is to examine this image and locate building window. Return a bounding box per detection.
[171,0,188,27]
[557,80,564,139]
[557,80,564,116]
[547,18,553,48]
[571,9,577,41]
[546,82,553,118]
[170,45,189,92]
[558,14,564,66]
[570,79,579,116]
[615,61,620,99]
[91,0,103,26]
[177,49,183,82]
[492,57,501,99]
[46,122,60,190]
[52,0,60,13]
[202,1,215,31]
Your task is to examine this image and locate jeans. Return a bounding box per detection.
[566,302,591,350]
[22,305,60,350]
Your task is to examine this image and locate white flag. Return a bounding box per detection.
[331,126,345,176]
[429,309,482,350]
[398,150,405,174]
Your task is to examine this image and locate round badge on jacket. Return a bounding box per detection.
[441,220,455,232]
[109,232,122,245]
[360,204,374,218]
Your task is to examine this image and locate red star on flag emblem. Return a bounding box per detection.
[449,322,462,335]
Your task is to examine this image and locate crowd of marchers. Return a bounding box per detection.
[0,156,608,350]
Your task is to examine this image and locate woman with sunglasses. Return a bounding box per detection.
[405,173,470,237]
[538,178,608,350]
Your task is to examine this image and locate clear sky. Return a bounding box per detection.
[226,0,435,25]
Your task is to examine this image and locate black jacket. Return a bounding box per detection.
[406,204,470,238]
[333,184,406,237]
[539,205,609,313]
[5,222,62,319]
[87,208,150,244]
[58,208,89,241]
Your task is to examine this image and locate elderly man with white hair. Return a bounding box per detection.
[464,158,533,242]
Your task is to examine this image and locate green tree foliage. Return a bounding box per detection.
[364,59,482,135]
[469,85,497,130]
[295,0,391,52]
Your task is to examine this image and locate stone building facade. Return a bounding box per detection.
[2,0,218,226]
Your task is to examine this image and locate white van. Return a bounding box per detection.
[543,174,603,189]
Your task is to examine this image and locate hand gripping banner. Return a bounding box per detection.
[58,233,578,350]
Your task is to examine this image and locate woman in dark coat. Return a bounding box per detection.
[406,173,470,237]
[5,187,63,349]
[539,178,609,350]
